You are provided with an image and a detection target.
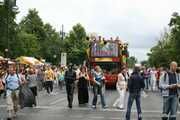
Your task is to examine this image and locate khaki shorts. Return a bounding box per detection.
[6,89,19,111]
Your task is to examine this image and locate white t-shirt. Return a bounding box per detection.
[117,73,127,90]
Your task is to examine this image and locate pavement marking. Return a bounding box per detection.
[1,104,180,114]
[50,97,67,105]
[90,116,104,119]
[0,105,6,107]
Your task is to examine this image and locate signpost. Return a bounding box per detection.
[61,53,67,66]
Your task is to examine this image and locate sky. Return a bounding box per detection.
[16,0,180,62]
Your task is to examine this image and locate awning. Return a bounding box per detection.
[16,56,43,66]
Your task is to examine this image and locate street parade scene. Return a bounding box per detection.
[1,0,180,120]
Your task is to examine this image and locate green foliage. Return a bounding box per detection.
[141,60,148,67]
[0,6,88,65]
[127,56,137,68]
[64,23,88,64]
[148,12,180,67]
[13,30,39,57]
[0,1,18,57]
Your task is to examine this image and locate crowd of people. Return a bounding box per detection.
[0,60,180,120]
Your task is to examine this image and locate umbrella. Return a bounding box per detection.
[0,56,4,60]
[16,56,43,66]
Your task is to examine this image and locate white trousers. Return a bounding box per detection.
[113,88,126,108]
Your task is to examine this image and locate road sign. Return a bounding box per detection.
[61,53,67,66]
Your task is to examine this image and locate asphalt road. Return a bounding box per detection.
[0,86,180,120]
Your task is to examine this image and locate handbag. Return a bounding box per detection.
[0,80,4,91]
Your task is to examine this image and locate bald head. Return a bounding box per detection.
[170,61,178,72]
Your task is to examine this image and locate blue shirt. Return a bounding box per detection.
[94,72,103,82]
[6,74,20,90]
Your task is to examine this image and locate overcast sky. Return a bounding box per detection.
[16,0,180,62]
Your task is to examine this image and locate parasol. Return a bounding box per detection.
[16,56,43,66]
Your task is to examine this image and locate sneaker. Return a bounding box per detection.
[102,105,108,109]
[92,105,96,109]
[50,92,56,95]
[117,107,124,110]
[112,104,116,108]
[68,104,72,109]
[13,112,17,118]
[7,117,12,120]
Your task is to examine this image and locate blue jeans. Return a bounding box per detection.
[162,95,178,120]
[92,84,106,107]
[145,78,150,90]
[126,93,142,120]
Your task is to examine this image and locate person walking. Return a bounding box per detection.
[160,61,180,120]
[150,68,157,91]
[142,68,150,90]
[3,66,22,120]
[125,65,145,120]
[64,64,76,109]
[26,68,38,106]
[77,66,89,106]
[91,66,107,109]
[57,67,65,90]
[113,67,127,109]
[44,66,55,95]
[37,67,44,91]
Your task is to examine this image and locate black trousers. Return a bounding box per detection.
[58,80,64,90]
[78,87,89,105]
[66,83,75,107]
[0,90,4,96]
[45,81,53,94]
[29,86,37,106]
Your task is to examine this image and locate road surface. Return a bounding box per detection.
[0,87,180,120]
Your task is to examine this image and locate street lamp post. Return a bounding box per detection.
[53,54,57,65]
[2,0,18,58]
[60,24,65,40]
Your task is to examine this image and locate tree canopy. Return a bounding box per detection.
[148,12,180,67]
[127,56,137,68]
[0,7,88,65]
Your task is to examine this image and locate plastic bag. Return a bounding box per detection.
[19,84,35,108]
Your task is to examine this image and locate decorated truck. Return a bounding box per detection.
[87,38,129,87]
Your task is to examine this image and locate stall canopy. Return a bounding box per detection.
[0,56,4,60]
[16,56,43,66]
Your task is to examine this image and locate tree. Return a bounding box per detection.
[169,12,180,63]
[141,60,149,67]
[64,23,88,64]
[0,1,18,57]
[18,9,62,64]
[12,30,39,57]
[148,12,180,67]
[127,56,137,68]
[19,9,46,42]
[42,23,62,64]
[0,6,88,65]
